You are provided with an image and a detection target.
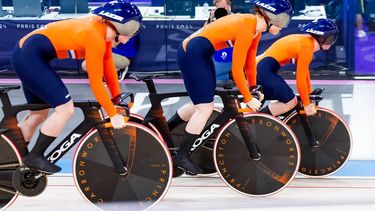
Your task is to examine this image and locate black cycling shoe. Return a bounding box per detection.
[23,148,29,157]
[23,132,61,174]
[173,153,203,175]
[172,131,204,174]
[23,155,61,174]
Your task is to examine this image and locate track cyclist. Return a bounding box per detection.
[11,0,142,174]
[167,0,294,174]
[257,19,339,117]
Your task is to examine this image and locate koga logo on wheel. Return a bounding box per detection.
[48,133,82,162]
[190,124,220,152]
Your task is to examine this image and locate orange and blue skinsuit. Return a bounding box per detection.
[178,14,261,104]
[11,16,120,116]
[256,34,315,106]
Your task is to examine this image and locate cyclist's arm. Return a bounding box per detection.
[231,18,256,102]
[245,32,261,87]
[306,69,313,94]
[296,57,312,94]
[296,44,314,106]
[103,42,121,98]
[85,31,117,117]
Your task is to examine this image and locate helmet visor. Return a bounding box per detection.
[113,20,141,36]
[130,27,140,38]
[264,11,291,28]
[322,33,338,45]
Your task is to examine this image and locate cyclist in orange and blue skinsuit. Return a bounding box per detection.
[257,19,339,117]
[11,0,142,173]
[168,0,294,174]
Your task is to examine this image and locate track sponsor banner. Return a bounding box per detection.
[0,19,337,73]
[0,20,79,72]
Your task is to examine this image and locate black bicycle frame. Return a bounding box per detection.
[294,93,324,147]
[0,90,127,175]
[140,78,261,160]
[141,78,188,149]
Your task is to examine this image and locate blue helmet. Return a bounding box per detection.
[92,0,142,36]
[250,0,293,28]
[300,19,339,46]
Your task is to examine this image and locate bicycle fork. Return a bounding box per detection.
[296,105,320,147]
[218,94,261,161]
[235,114,261,161]
[96,126,129,176]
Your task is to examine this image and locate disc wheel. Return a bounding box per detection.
[284,108,352,177]
[214,113,300,196]
[0,135,22,210]
[73,122,172,210]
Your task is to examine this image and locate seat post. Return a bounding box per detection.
[144,79,157,94]
[0,92,12,107]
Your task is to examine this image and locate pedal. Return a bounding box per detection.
[180,167,198,176]
[12,165,47,197]
[184,171,198,176]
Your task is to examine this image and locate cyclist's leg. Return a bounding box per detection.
[11,37,50,143]
[267,97,297,116]
[174,103,213,174]
[184,53,216,134]
[14,34,73,173]
[174,37,215,174]
[257,57,296,116]
[23,101,74,174]
[11,40,48,142]
[167,102,194,131]
[39,100,74,136]
[168,49,217,130]
[185,103,214,134]
[112,53,130,81]
[182,43,216,135]
[18,109,49,142]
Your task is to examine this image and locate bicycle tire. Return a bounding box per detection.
[129,114,184,178]
[73,122,173,210]
[0,134,22,210]
[284,107,352,177]
[170,108,221,175]
[214,113,300,196]
[129,114,162,138]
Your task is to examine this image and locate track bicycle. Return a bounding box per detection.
[129,73,300,196]
[0,85,172,210]
[210,86,352,178]
[282,88,352,177]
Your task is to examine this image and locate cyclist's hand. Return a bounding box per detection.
[116,106,128,116]
[304,104,317,116]
[257,91,264,102]
[246,98,261,111]
[110,114,127,129]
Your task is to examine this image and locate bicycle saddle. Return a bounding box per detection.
[310,88,324,96]
[0,85,20,93]
[129,73,165,81]
[216,80,235,90]
[295,88,324,103]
